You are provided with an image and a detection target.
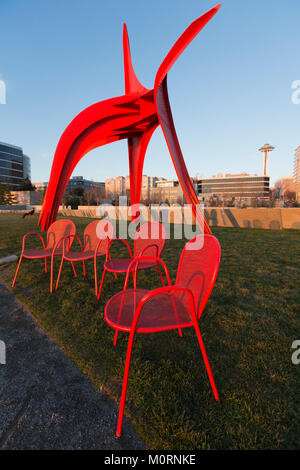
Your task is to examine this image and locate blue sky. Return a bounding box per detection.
[1,0,299,185]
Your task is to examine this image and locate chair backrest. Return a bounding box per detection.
[175,234,221,319]
[46,219,76,254]
[83,219,114,254]
[133,222,166,258]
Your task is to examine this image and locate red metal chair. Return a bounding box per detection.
[54,219,114,295]
[12,219,76,292]
[104,234,221,437]
[97,221,166,302]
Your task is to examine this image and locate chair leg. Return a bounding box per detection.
[108,255,118,280]
[83,260,86,277]
[116,329,136,437]
[132,270,136,289]
[193,321,219,402]
[113,330,119,346]
[97,267,106,301]
[12,254,23,287]
[71,261,77,277]
[45,258,48,273]
[55,257,64,291]
[50,256,54,293]
[156,263,165,286]
[94,257,98,296]
[114,291,127,346]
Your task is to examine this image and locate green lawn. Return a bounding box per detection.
[0,213,299,449]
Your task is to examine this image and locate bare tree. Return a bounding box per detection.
[84,186,105,205]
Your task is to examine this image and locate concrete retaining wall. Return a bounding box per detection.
[61,206,300,230]
[1,205,299,229]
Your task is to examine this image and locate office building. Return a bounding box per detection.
[0,141,31,189]
[197,173,270,203]
[150,179,184,204]
[66,176,104,193]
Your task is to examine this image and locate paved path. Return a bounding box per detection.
[0,280,146,450]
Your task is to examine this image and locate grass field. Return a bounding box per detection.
[0,213,299,449]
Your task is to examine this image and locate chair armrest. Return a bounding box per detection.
[22,232,45,252]
[130,285,196,333]
[51,234,82,258]
[62,234,83,255]
[106,238,133,261]
[94,237,109,260]
[123,256,172,290]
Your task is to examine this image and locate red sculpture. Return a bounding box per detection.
[39,4,221,232]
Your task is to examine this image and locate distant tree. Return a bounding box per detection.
[284,190,296,202]
[18,178,36,191]
[84,186,105,206]
[269,188,277,207]
[62,186,87,209]
[227,197,235,207]
[0,179,16,205]
[141,198,151,206]
[208,196,217,207]
[0,179,6,204]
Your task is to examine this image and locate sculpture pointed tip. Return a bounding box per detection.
[123,22,148,94]
[211,3,221,14]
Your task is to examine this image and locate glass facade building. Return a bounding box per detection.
[197,174,270,201]
[0,142,31,189]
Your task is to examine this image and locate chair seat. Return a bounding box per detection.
[105,288,194,333]
[104,258,157,273]
[23,249,54,258]
[64,250,105,261]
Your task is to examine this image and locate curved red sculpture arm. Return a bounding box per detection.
[154,4,221,91]
[155,78,210,233]
[39,93,148,230]
[153,4,220,233]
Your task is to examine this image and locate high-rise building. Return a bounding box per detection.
[0,141,31,189]
[294,146,300,202]
[124,175,161,201]
[105,176,125,199]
